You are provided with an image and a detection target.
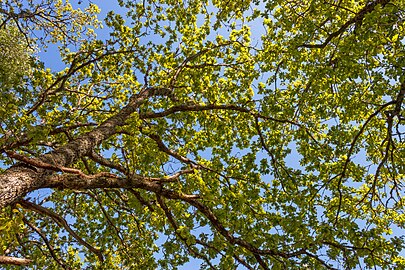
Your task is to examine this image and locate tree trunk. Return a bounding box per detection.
[0,93,147,209]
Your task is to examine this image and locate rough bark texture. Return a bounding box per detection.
[0,166,45,209]
[0,255,32,266]
[0,92,148,209]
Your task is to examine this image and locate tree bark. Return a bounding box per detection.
[0,92,148,209]
[0,255,32,266]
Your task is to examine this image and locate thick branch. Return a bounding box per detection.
[0,255,32,266]
[0,90,150,209]
[42,172,308,265]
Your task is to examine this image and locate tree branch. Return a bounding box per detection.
[19,200,104,262]
[0,89,149,208]
[22,217,67,268]
[300,0,390,49]
[140,103,300,126]
[0,255,32,266]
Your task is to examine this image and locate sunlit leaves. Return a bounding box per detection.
[0,26,33,90]
[2,0,405,269]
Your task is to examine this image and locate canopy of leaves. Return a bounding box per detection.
[1,0,405,269]
[0,26,33,89]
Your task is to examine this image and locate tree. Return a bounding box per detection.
[0,0,405,268]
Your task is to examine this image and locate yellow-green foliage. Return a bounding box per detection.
[0,26,33,89]
[2,0,405,269]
